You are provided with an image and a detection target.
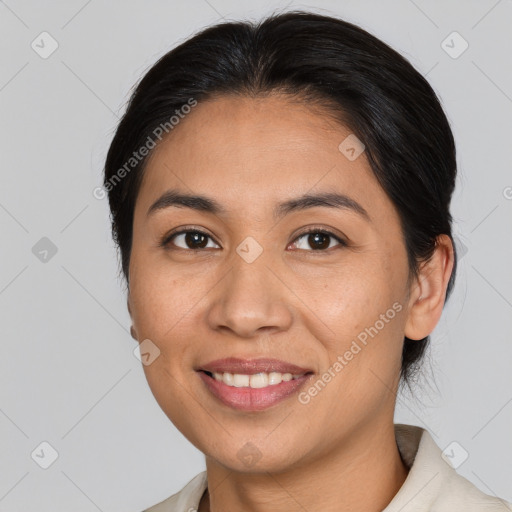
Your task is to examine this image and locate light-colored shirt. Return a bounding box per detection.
[144,423,512,511]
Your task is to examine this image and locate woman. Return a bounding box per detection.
[103,10,512,512]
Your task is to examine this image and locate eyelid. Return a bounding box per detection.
[160,225,218,249]
[160,225,348,251]
[291,225,347,243]
[289,226,347,251]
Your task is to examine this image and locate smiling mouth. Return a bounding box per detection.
[200,370,312,389]
[197,369,314,412]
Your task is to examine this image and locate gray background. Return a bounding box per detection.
[1,0,511,510]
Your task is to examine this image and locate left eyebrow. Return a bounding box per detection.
[146,189,371,222]
[273,192,371,222]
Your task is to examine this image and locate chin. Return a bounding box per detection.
[200,436,309,475]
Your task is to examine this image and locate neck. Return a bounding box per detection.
[199,421,409,512]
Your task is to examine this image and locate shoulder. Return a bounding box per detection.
[386,424,512,512]
[435,469,512,511]
[142,471,207,512]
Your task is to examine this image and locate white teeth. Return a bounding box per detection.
[210,371,305,388]
[223,372,234,385]
[233,374,250,387]
[249,373,268,388]
[268,372,282,385]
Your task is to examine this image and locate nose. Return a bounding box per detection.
[206,250,293,339]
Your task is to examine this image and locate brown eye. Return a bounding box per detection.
[162,230,220,250]
[290,229,346,251]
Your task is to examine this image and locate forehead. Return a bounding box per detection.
[136,94,391,221]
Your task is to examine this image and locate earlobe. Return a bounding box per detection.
[127,295,139,341]
[404,234,455,341]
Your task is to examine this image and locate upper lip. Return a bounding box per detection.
[197,357,313,375]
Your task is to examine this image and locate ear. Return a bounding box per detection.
[127,295,139,341]
[404,234,455,341]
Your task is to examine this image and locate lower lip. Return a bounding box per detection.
[197,371,312,411]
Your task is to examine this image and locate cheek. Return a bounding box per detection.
[130,264,206,430]
[129,254,202,341]
[298,264,406,415]
[297,254,407,387]
[303,258,402,334]
[141,361,205,449]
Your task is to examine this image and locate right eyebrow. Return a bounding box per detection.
[147,189,227,218]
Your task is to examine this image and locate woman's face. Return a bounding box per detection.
[128,94,414,472]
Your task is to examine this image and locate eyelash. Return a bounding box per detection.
[159,226,348,253]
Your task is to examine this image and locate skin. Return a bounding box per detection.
[127,94,454,512]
